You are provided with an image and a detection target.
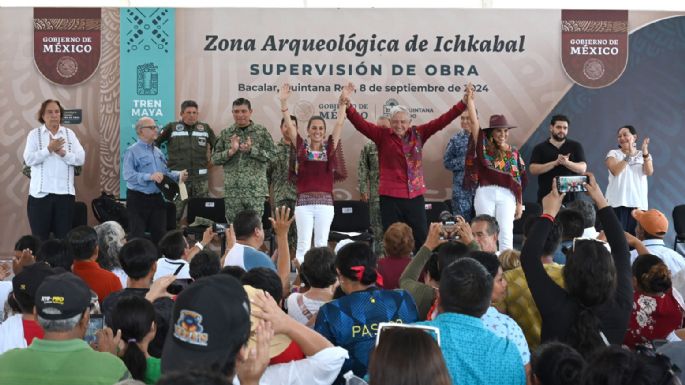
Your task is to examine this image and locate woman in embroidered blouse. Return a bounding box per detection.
[464,91,527,252]
[605,125,653,233]
[624,254,684,349]
[279,83,347,263]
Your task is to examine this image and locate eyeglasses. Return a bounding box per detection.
[572,237,610,253]
[140,125,158,130]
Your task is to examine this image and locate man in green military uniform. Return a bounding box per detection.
[156,100,216,221]
[358,116,390,255]
[267,115,298,252]
[212,98,275,222]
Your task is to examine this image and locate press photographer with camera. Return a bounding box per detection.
[398,219,478,320]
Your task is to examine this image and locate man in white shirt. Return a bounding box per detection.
[23,99,85,240]
[630,209,685,275]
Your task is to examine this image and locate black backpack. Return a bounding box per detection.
[92,192,128,231]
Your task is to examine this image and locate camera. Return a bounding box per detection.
[439,211,461,241]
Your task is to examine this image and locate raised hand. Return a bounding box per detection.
[424,222,447,251]
[340,82,355,105]
[583,172,608,209]
[236,319,273,385]
[463,82,474,103]
[269,205,294,238]
[279,83,291,104]
[94,327,122,355]
[542,178,565,218]
[641,137,650,155]
[454,216,474,245]
[145,275,176,302]
[13,248,36,275]
[230,134,240,155]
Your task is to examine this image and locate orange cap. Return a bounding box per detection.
[632,209,668,235]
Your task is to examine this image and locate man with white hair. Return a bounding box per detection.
[123,117,188,243]
[341,83,469,248]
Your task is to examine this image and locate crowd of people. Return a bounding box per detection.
[4,84,682,385]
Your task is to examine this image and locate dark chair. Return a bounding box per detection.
[512,201,542,250]
[185,197,228,254]
[71,201,87,228]
[672,205,685,249]
[187,198,227,225]
[425,200,451,226]
[329,201,374,246]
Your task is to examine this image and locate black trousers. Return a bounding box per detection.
[613,206,637,235]
[127,189,167,244]
[380,195,428,251]
[27,194,75,241]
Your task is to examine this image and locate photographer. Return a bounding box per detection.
[399,217,478,320]
[154,227,214,281]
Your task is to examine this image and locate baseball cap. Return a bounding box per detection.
[632,209,668,235]
[161,274,251,374]
[243,285,291,358]
[156,175,179,202]
[12,263,58,310]
[34,272,91,320]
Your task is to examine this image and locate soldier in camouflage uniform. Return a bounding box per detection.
[211,98,275,222]
[358,116,390,255]
[267,115,298,251]
[156,100,217,221]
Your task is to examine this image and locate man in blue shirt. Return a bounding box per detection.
[418,257,525,385]
[123,117,187,243]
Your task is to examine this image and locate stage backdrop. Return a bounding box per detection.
[0,8,683,254]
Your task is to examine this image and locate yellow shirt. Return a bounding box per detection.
[494,263,565,350]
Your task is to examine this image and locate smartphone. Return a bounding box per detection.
[557,175,588,193]
[212,223,228,234]
[167,278,192,295]
[84,314,104,345]
[375,322,441,347]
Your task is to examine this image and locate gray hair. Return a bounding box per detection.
[37,312,83,332]
[134,117,154,133]
[566,200,597,229]
[389,105,410,119]
[94,221,125,270]
[472,214,500,235]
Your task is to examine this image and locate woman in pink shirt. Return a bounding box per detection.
[279,84,347,263]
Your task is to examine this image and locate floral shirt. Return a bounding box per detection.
[444,131,475,220]
[624,289,684,349]
[482,306,531,365]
